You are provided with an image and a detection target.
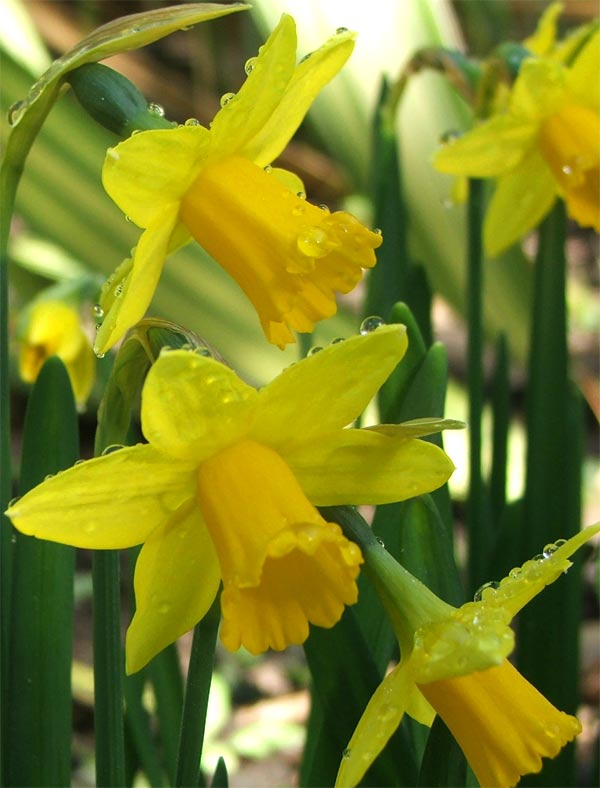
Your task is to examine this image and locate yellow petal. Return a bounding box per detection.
[484,151,557,256]
[470,523,600,619]
[566,29,600,109]
[125,500,221,673]
[94,205,181,354]
[523,2,563,56]
[180,154,380,346]
[510,58,566,119]
[209,14,297,158]
[102,126,211,227]
[141,351,258,462]
[335,660,414,788]
[242,28,356,166]
[365,417,465,439]
[250,325,407,450]
[19,301,84,380]
[285,429,455,506]
[433,116,537,177]
[539,103,600,230]
[197,439,362,653]
[66,332,96,406]
[421,661,581,788]
[6,444,196,549]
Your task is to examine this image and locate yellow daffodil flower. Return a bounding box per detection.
[95,14,382,354]
[434,29,600,256]
[336,523,600,788]
[18,300,95,407]
[7,324,457,674]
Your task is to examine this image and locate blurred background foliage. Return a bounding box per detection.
[1,1,598,785]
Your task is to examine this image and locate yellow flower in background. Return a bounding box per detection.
[7,325,457,673]
[434,28,600,256]
[95,14,382,354]
[336,524,600,788]
[18,300,95,407]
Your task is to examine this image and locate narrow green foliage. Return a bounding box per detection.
[211,756,229,787]
[148,645,185,784]
[418,715,466,787]
[518,202,581,787]
[174,592,221,788]
[7,357,78,787]
[489,333,509,528]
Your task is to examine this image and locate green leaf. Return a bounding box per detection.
[7,357,78,787]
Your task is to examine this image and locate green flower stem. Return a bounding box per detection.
[465,177,488,591]
[148,645,185,784]
[174,591,221,788]
[490,333,509,524]
[92,550,126,787]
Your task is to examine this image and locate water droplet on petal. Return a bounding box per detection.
[44,473,54,481]
[336,26,349,34]
[561,164,572,176]
[542,543,560,558]
[473,580,499,602]
[373,227,383,236]
[342,748,351,759]
[554,538,567,548]
[319,203,330,213]
[359,316,385,334]
[376,537,385,547]
[92,304,104,319]
[264,164,273,173]
[114,283,124,298]
[307,346,323,356]
[244,56,257,75]
[185,117,201,126]
[147,102,165,117]
[297,226,334,258]
[220,92,236,107]
[292,204,306,217]
[107,148,120,161]
[193,347,212,357]
[300,52,312,64]
[296,191,306,200]
[95,351,106,359]
[102,444,125,455]
[330,337,345,344]
[8,497,20,508]
[508,566,522,579]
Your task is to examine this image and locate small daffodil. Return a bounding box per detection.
[7,325,457,674]
[95,14,382,354]
[434,28,599,256]
[18,300,95,407]
[336,523,600,788]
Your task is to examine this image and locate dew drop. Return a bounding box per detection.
[307,346,323,356]
[376,537,385,547]
[297,226,334,258]
[44,473,54,481]
[11,533,17,544]
[296,190,306,200]
[336,26,349,34]
[319,203,330,213]
[193,347,212,357]
[114,283,124,298]
[185,117,201,126]
[300,53,312,64]
[8,496,19,508]
[125,215,133,223]
[8,99,26,126]
[561,164,572,176]
[107,148,120,161]
[439,129,461,145]
[148,101,165,117]
[554,538,567,548]
[473,580,499,601]
[131,129,143,136]
[264,164,273,173]
[102,444,125,455]
[220,92,236,107]
[542,543,560,558]
[292,204,306,217]
[532,553,545,562]
[244,56,258,74]
[342,748,351,759]
[508,566,522,579]
[330,337,345,344]
[359,316,385,334]
[95,351,106,359]
[92,304,104,319]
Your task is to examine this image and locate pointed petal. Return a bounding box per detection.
[335,661,413,788]
[209,14,297,157]
[125,501,221,673]
[566,28,600,109]
[484,152,556,256]
[523,1,562,56]
[476,523,600,619]
[94,206,181,354]
[242,29,356,166]
[141,351,258,462]
[250,325,407,450]
[103,126,211,227]
[433,116,537,177]
[421,661,581,788]
[365,417,465,439]
[6,444,197,548]
[285,429,455,506]
[510,59,566,118]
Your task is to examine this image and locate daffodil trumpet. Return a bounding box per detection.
[334,508,599,788]
[95,14,382,354]
[7,324,459,674]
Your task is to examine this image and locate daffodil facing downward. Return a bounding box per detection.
[95,14,382,354]
[7,324,457,673]
[433,27,600,256]
[18,299,95,407]
[335,522,600,788]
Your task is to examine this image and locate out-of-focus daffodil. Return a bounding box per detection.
[336,523,600,788]
[18,300,95,406]
[434,28,599,256]
[7,325,457,673]
[95,14,382,354]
